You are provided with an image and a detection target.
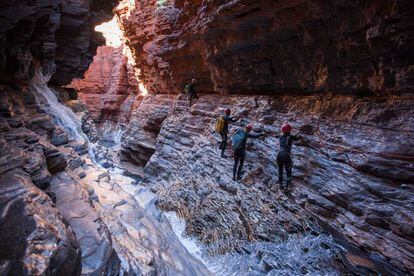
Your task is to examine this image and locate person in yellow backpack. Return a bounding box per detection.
[219,108,239,158]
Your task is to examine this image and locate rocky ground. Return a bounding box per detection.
[1,0,413,275]
[0,84,212,275]
[121,93,414,274]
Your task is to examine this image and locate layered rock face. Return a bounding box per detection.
[120,93,414,274]
[0,0,117,86]
[69,15,142,123]
[117,0,414,95]
[0,85,81,274]
[71,44,138,122]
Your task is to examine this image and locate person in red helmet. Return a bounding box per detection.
[219,108,239,157]
[277,122,300,189]
[232,124,265,181]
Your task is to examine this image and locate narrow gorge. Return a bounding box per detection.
[0,1,413,275]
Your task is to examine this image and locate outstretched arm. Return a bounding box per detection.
[247,132,266,139]
[230,116,239,122]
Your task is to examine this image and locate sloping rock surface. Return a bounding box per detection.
[0,174,80,275]
[121,93,414,274]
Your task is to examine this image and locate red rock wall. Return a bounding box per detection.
[71,45,139,122]
[116,0,414,96]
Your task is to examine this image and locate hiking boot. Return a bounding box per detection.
[232,176,236,181]
[221,153,227,158]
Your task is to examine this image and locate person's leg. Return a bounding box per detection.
[189,95,193,106]
[237,153,245,179]
[277,153,284,186]
[233,154,239,180]
[221,132,227,156]
[285,157,292,188]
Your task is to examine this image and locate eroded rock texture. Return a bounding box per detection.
[117,0,414,95]
[71,45,138,122]
[121,94,414,274]
[0,85,122,274]
[0,175,80,275]
[0,0,117,86]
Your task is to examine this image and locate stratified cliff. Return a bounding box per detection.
[0,1,118,274]
[117,0,413,95]
[0,0,117,85]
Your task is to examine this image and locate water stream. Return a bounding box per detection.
[89,122,343,275]
[31,74,344,275]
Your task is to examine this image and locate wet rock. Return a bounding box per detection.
[50,172,119,274]
[0,175,81,275]
[51,126,69,146]
[27,114,55,136]
[43,147,68,174]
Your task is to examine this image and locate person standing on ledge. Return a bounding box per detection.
[232,124,265,181]
[219,108,239,158]
[184,78,198,107]
[277,122,300,190]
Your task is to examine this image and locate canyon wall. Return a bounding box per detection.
[0,1,119,274]
[117,0,413,95]
[0,0,413,274]
[0,0,117,86]
[71,45,138,122]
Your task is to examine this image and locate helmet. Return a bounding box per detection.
[281,123,292,133]
[246,124,253,132]
[225,108,231,115]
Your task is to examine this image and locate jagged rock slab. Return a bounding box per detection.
[50,171,119,275]
[122,94,414,274]
[0,175,81,275]
[80,162,211,275]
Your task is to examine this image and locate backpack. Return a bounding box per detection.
[184,83,191,94]
[232,129,246,150]
[215,116,225,132]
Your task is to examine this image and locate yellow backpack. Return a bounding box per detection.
[215,116,225,132]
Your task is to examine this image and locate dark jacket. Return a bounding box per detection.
[236,130,264,152]
[186,83,196,97]
[222,115,238,134]
[279,133,300,153]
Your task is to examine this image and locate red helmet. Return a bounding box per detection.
[246,124,253,131]
[281,123,292,133]
[225,108,231,115]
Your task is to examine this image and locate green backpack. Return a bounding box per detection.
[184,83,191,94]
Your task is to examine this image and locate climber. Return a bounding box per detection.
[218,108,239,158]
[232,124,265,181]
[184,78,198,107]
[277,122,300,189]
